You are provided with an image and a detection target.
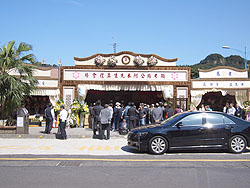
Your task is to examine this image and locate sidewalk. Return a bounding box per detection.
[0,126,127,139]
[0,138,131,155]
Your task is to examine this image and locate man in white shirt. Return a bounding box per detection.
[58,105,68,139]
[227,103,236,116]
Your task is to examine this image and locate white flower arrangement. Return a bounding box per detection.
[133,55,144,66]
[147,56,158,67]
[107,56,118,67]
[94,55,106,67]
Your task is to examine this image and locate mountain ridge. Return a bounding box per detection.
[189,54,249,78]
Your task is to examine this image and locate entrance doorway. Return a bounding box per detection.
[25,96,50,115]
[85,90,164,106]
[198,92,236,111]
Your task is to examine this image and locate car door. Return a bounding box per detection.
[203,113,235,146]
[167,113,205,147]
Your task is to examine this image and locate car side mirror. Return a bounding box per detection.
[176,122,183,128]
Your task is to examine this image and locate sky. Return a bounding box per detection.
[1,0,250,66]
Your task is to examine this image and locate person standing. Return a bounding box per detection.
[138,105,147,126]
[89,103,95,130]
[199,104,205,112]
[163,104,168,120]
[165,105,174,119]
[99,104,112,140]
[113,102,123,131]
[16,103,29,116]
[143,104,149,124]
[51,105,55,128]
[122,102,131,124]
[227,103,236,116]
[174,105,183,114]
[148,104,155,124]
[44,103,53,134]
[93,100,104,136]
[223,103,229,113]
[152,103,163,123]
[58,105,68,139]
[127,102,138,130]
[234,103,243,119]
[108,103,114,127]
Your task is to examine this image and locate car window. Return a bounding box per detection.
[224,116,235,124]
[160,112,184,125]
[206,113,224,125]
[178,114,203,126]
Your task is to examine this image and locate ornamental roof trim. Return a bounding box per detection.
[74,51,178,63]
[198,66,247,72]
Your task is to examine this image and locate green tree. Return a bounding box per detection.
[0,41,37,123]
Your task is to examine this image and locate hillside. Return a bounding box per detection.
[190,54,249,78]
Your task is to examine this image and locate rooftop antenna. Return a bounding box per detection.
[41,59,46,66]
[112,36,117,54]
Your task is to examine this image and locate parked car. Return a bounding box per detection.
[127,111,250,155]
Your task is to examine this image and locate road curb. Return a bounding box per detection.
[0,134,127,139]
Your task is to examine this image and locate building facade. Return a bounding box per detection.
[191,66,250,111]
[60,51,191,110]
[9,66,60,115]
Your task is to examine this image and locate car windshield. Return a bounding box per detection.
[160,112,186,125]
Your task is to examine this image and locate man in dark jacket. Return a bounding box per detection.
[113,102,123,131]
[44,103,53,134]
[139,105,147,126]
[235,103,243,119]
[127,102,138,130]
[152,103,163,123]
[166,105,174,119]
[93,100,104,136]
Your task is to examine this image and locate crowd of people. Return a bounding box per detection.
[18,99,250,140]
[198,102,249,120]
[89,100,183,140]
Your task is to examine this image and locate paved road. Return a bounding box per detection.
[0,154,250,188]
[1,138,250,188]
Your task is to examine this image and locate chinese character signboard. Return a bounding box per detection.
[192,81,250,89]
[64,69,188,82]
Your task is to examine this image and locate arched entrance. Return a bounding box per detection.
[85,90,165,106]
[198,91,236,111]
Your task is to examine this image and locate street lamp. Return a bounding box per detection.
[58,59,62,87]
[222,46,248,69]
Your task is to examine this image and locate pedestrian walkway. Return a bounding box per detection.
[0,126,126,139]
[0,138,133,155]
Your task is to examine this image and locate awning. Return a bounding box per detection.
[79,84,171,91]
[78,84,173,101]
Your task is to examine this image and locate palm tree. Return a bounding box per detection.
[0,41,37,123]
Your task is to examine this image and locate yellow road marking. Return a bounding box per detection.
[0,145,121,151]
[96,146,102,151]
[88,146,95,151]
[0,158,249,162]
[105,146,111,150]
[79,146,86,151]
[114,146,120,151]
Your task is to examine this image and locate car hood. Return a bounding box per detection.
[132,124,162,130]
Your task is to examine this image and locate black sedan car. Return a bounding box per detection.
[127,111,250,154]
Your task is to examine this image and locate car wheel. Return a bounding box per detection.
[148,136,168,155]
[229,135,247,153]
